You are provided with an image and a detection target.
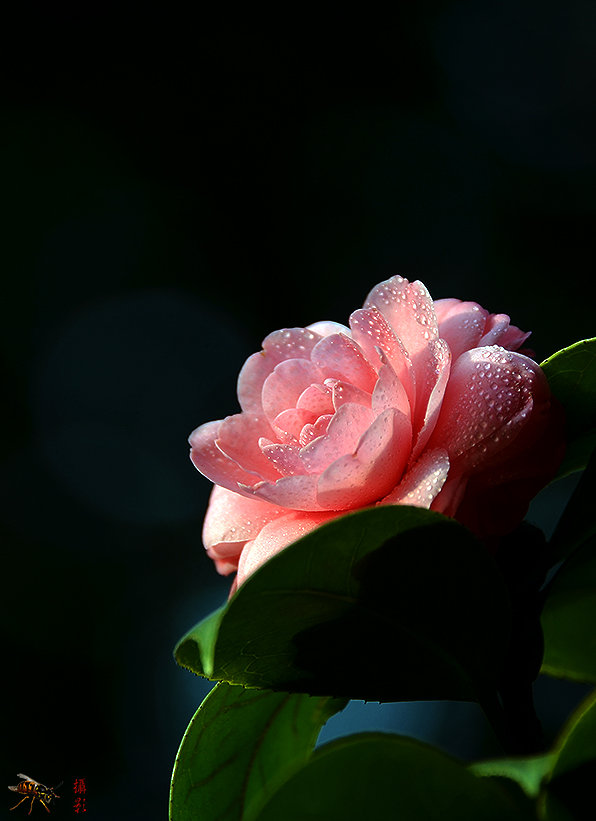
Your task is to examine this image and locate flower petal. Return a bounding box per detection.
[259,442,309,475]
[299,414,333,447]
[316,407,412,509]
[273,407,317,441]
[296,383,334,416]
[478,313,532,351]
[363,277,442,433]
[217,413,282,481]
[349,306,415,411]
[428,346,548,471]
[433,298,488,360]
[410,339,451,461]
[364,276,439,362]
[202,485,286,574]
[328,379,371,410]
[311,333,378,393]
[243,473,323,510]
[235,510,338,587]
[307,320,351,338]
[189,420,262,492]
[300,402,374,473]
[380,448,450,507]
[262,358,323,421]
[237,327,322,413]
[371,356,410,418]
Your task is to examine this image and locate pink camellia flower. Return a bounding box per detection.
[190,276,564,591]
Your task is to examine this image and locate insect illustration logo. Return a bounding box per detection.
[8,774,61,815]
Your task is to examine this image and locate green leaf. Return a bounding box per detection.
[471,753,556,799]
[542,690,596,820]
[169,682,345,821]
[255,734,533,820]
[472,691,596,819]
[541,537,596,683]
[548,448,596,564]
[175,506,511,705]
[541,338,596,477]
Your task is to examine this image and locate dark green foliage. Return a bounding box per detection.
[176,507,511,705]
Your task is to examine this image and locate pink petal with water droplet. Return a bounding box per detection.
[299,414,333,447]
[363,276,439,359]
[316,407,411,509]
[380,448,450,507]
[350,306,415,412]
[260,442,309,475]
[217,413,282,481]
[235,510,338,587]
[202,485,286,574]
[261,358,323,422]
[307,320,351,338]
[273,407,317,442]
[363,277,442,434]
[296,383,334,416]
[243,473,323,510]
[428,347,546,471]
[371,357,410,418]
[479,313,532,351]
[327,379,371,410]
[411,339,451,461]
[311,333,378,393]
[237,327,322,413]
[300,403,374,473]
[189,420,263,492]
[433,298,488,360]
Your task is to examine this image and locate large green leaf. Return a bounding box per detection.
[541,338,596,477]
[548,448,596,564]
[169,682,345,821]
[255,734,532,820]
[542,689,596,820]
[541,537,596,683]
[471,690,596,820]
[471,753,556,799]
[176,506,511,705]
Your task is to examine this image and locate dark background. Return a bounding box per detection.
[2,3,595,818]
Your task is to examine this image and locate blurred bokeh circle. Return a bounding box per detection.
[32,289,249,525]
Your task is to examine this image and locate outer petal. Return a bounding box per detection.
[433,298,488,360]
[316,407,412,509]
[307,320,351,338]
[371,355,411,418]
[478,313,531,351]
[427,346,547,472]
[363,277,444,442]
[217,413,282,481]
[380,448,450,508]
[363,276,439,364]
[349,306,416,412]
[235,510,339,587]
[202,485,286,574]
[189,420,262,494]
[450,398,565,538]
[410,339,451,461]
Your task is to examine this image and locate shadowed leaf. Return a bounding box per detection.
[169,682,345,821]
[176,506,511,705]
